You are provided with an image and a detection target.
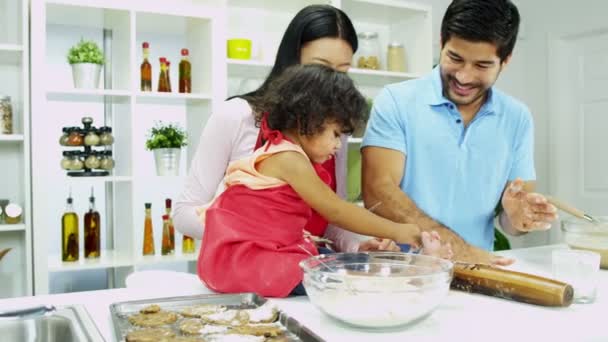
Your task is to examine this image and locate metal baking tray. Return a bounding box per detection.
[109,293,324,342]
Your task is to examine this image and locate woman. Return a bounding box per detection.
[174,4,398,253]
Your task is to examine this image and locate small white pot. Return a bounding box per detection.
[71,63,102,89]
[153,148,181,176]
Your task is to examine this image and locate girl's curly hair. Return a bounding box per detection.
[247,64,367,136]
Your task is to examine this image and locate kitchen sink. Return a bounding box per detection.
[0,305,104,342]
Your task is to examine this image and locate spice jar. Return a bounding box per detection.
[387,42,406,72]
[85,152,101,169]
[69,152,84,170]
[99,127,114,145]
[99,151,115,170]
[67,128,84,146]
[0,95,13,134]
[355,32,381,70]
[84,129,100,146]
[59,127,70,146]
[61,151,72,170]
[4,203,22,224]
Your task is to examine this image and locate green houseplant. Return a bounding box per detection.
[67,39,104,89]
[146,122,188,176]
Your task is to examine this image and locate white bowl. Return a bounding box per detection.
[299,252,453,328]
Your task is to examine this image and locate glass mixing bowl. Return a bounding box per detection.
[561,217,608,269]
[299,252,453,328]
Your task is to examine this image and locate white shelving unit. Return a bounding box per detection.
[0,0,32,299]
[29,0,431,295]
[31,0,225,294]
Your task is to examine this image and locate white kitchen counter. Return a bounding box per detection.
[1,244,606,341]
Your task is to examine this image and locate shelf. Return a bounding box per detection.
[135,92,212,105]
[0,224,25,232]
[227,58,271,79]
[341,0,430,25]
[348,68,422,85]
[0,135,24,142]
[64,175,133,186]
[348,137,363,144]
[134,251,198,266]
[48,250,133,272]
[0,44,23,64]
[46,88,131,102]
[227,60,422,84]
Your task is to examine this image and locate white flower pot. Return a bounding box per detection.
[154,148,181,176]
[71,63,102,89]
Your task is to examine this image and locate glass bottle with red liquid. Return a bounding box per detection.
[140,42,152,91]
[179,48,191,93]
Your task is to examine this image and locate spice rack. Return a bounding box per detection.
[60,117,115,177]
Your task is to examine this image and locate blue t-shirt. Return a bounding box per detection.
[362,67,536,250]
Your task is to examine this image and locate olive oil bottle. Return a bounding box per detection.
[84,187,101,259]
[61,191,79,262]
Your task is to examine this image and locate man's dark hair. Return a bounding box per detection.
[441,0,520,61]
[247,64,366,136]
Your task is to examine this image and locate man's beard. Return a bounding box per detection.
[441,73,488,107]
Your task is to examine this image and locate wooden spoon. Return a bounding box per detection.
[545,196,602,224]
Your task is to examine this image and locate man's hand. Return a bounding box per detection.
[501,178,558,232]
[358,238,400,252]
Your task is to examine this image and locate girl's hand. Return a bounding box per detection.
[358,238,399,252]
[393,223,422,247]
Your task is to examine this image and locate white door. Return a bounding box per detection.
[549,29,608,239]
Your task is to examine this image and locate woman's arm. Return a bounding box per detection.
[258,151,421,244]
[174,99,256,239]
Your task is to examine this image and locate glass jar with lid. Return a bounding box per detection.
[85,152,101,169]
[59,127,70,146]
[67,128,84,146]
[69,152,84,171]
[84,128,100,146]
[61,151,73,170]
[99,151,115,170]
[387,42,406,72]
[0,95,13,134]
[99,127,114,145]
[354,32,381,70]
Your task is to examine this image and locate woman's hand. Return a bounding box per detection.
[358,238,400,252]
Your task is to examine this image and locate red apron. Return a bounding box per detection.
[254,128,336,237]
[198,116,333,297]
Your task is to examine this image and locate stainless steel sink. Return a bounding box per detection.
[0,305,105,342]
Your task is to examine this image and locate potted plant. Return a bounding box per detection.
[145,122,188,176]
[67,38,104,89]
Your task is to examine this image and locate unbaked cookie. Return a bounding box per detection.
[128,310,179,327]
[179,319,204,335]
[125,327,174,342]
[229,324,283,337]
[139,304,161,314]
[181,304,226,318]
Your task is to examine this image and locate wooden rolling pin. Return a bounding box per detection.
[451,263,573,307]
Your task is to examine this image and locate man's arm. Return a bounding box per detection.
[361,146,506,264]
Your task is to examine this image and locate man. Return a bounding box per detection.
[361,0,558,264]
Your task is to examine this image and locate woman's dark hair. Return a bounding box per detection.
[234,4,357,100]
[247,64,366,136]
[441,0,520,61]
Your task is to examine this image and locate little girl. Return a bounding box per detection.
[197,64,451,298]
